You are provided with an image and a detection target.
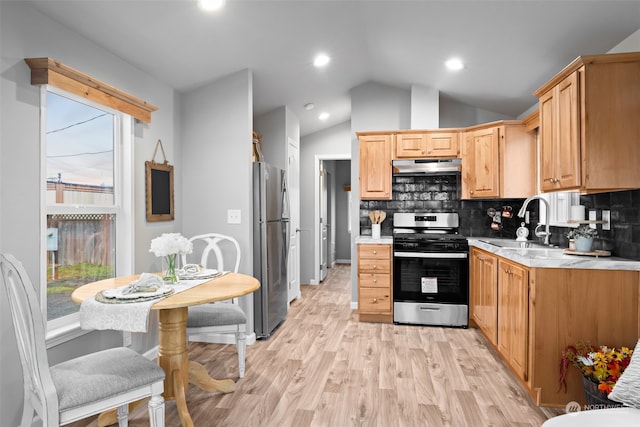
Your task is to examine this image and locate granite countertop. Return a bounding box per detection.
[356,236,393,244]
[469,238,640,271]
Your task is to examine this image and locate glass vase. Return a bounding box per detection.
[162,253,178,284]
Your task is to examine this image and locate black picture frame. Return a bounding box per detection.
[145,160,174,222]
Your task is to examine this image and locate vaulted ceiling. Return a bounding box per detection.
[24,0,640,136]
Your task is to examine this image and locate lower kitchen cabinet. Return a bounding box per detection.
[357,243,392,323]
[469,248,640,408]
[470,248,498,345]
[497,259,528,381]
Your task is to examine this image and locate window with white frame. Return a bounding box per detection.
[43,87,133,341]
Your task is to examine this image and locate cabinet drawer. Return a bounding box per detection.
[359,273,391,288]
[359,287,391,313]
[359,244,391,260]
[358,259,390,273]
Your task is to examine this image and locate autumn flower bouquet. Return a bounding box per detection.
[559,341,634,396]
[149,233,192,284]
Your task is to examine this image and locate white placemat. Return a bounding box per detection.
[79,274,224,332]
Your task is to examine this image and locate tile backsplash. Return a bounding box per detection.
[359,174,536,240]
[360,176,640,260]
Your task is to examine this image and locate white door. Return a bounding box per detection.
[319,162,328,281]
[287,138,301,302]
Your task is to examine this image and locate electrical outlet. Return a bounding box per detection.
[602,210,611,230]
[227,209,241,224]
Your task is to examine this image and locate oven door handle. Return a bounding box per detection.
[394,251,468,259]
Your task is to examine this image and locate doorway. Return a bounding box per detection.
[314,156,351,284]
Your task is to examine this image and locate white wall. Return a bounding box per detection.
[411,84,439,129]
[608,28,640,53]
[299,121,352,283]
[180,69,255,330]
[0,2,180,424]
[255,107,286,169]
[439,95,514,127]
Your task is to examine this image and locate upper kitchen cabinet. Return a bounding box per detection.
[357,132,393,200]
[461,121,536,199]
[394,130,460,159]
[534,52,640,193]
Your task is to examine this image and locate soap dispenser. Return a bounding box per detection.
[516,222,529,241]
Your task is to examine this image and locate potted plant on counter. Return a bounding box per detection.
[566,224,598,252]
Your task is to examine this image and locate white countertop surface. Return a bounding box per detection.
[356,236,393,244]
[469,238,640,271]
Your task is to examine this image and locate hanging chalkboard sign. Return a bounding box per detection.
[145,140,174,222]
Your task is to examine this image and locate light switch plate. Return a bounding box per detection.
[589,210,597,229]
[227,209,241,224]
[602,210,611,230]
[123,331,132,347]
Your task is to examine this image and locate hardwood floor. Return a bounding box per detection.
[71,264,559,427]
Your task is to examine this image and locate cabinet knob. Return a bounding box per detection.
[373,279,377,283]
[470,190,474,194]
[372,250,377,254]
[372,265,377,269]
[372,298,378,303]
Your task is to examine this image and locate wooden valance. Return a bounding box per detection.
[24,57,158,123]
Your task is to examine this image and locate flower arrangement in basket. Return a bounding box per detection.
[559,341,633,405]
[149,233,193,284]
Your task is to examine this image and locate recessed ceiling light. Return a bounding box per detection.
[304,103,315,111]
[198,0,225,12]
[313,53,331,68]
[319,112,330,121]
[445,57,464,71]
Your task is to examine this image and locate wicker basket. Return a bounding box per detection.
[582,377,623,409]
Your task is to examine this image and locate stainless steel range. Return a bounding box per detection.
[393,212,469,327]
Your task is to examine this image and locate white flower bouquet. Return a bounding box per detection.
[149,233,193,257]
[149,233,192,284]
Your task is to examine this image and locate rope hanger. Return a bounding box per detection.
[151,139,168,165]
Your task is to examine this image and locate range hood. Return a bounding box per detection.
[392,158,461,175]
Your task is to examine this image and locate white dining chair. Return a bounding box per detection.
[0,253,166,427]
[181,233,248,378]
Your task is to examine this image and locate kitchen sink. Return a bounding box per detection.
[477,238,557,250]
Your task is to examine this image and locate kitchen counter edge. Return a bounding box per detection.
[356,236,393,244]
[469,238,640,271]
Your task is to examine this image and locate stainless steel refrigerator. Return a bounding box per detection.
[253,162,290,338]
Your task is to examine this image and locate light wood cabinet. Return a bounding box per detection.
[535,52,640,193]
[394,131,459,159]
[497,259,528,381]
[357,243,392,323]
[357,133,392,200]
[539,71,581,191]
[461,121,536,199]
[470,248,498,345]
[470,248,640,408]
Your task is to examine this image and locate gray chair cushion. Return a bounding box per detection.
[50,347,165,411]
[187,304,246,327]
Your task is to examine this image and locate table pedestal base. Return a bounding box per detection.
[96,307,237,427]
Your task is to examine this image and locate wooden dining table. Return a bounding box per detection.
[71,272,260,427]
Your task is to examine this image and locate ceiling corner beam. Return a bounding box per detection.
[24,57,158,123]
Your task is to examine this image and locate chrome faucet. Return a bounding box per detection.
[517,195,551,245]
